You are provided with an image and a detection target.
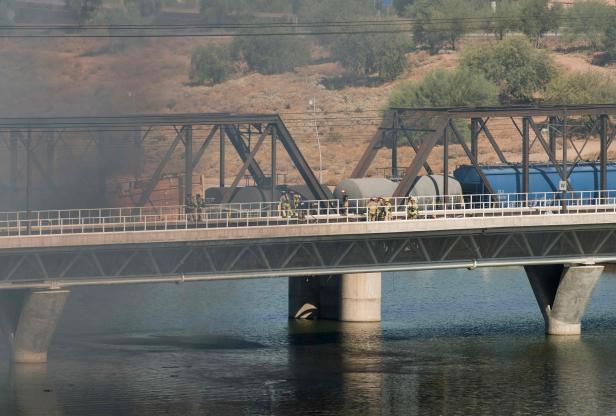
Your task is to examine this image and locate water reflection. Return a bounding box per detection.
[286,320,382,416]
[10,364,62,416]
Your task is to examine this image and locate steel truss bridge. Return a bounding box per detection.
[0,113,330,212]
[353,104,616,197]
[1,191,616,290]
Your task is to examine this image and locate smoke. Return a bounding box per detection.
[0,26,148,211]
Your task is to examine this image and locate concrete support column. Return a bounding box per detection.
[525,265,603,335]
[288,273,381,322]
[0,290,69,363]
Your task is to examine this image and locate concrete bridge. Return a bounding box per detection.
[0,191,615,362]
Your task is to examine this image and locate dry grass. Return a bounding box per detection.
[1,37,615,191]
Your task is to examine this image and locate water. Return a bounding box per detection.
[2,267,616,415]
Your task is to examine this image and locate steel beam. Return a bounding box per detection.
[449,121,496,195]
[136,126,185,207]
[601,115,609,193]
[184,125,193,196]
[223,133,267,203]
[522,117,530,196]
[393,115,449,198]
[274,118,329,200]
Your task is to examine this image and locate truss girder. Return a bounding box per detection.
[2,227,616,286]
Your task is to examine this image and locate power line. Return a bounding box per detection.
[0,15,611,37]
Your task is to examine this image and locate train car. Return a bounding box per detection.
[454,162,616,206]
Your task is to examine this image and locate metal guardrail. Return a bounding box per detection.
[2,190,616,237]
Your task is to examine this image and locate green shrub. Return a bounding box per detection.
[482,0,521,40]
[405,0,480,52]
[232,35,311,75]
[189,44,234,85]
[604,24,616,60]
[332,31,410,80]
[460,37,556,102]
[544,72,616,104]
[65,0,103,23]
[517,0,562,45]
[388,68,499,108]
[563,0,614,50]
[127,0,162,18]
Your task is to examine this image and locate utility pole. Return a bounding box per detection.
[309,97,323,184]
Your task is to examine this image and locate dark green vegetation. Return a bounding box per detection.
[460,37,556,102]
[544,72,616,104]
[388,68,499,108]
[189,44,234,85]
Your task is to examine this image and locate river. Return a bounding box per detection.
[2,267,616,415]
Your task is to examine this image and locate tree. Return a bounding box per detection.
[127,0,162,18]
[200,0,250,24]
[393,0,414,16]
[482,0,521,40]
[189,44,234,85]
[332,32,410,80]
[603,18,616,59]
[544,71,616,104]
[563,0,614,50]
[388,68,499,108]
[296,0,376,46]
[517,0,562,45]
[232,35,312,75]
[65,0,103,23]
[460,37,557,102]
[406,0,477,52]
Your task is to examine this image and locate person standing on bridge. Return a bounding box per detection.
[340,190,349,216]
[384,198,393,221]
[292,193,302,219]
[367,198,378,221]
[279,191,291,218]
[195,193,205,222]
[407,196,418,219]
[184,193,196,222]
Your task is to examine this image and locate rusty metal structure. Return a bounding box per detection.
[0,113,329,211]
[352,104,616,198]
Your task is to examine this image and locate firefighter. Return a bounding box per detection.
[384,198,393,221]
[340,190,350,216]
[279,191,291,218]
[184,193,196,221]
[292,193,302,218]
[407,196,419,219]
[377,197,386,221]
[195,193,205,222]
[367,198,378,221]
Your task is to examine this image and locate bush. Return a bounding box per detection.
[405,0,479,52]
[127,0,162,18]
[199,0,250,24]
[517,0,562,45]
[190,44,234,85]
[563,0,614,50]
[604,23,616,59]
[232,36,311,75]
[388,68,499,108]
[65,0,103,23]
[460,37,556,102]
[332,32,410,80]
[544,72,616,104]
[296,0,375,46]
[482,0,521,40]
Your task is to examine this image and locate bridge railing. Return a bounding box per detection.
[2,190,616,237]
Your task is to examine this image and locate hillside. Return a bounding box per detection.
[1,36,614,190]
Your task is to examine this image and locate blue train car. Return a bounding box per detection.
[453,162,616,204]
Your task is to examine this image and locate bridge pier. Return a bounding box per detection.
[525,265,603,335]
[289,273,381,322]
[0,290,69,363]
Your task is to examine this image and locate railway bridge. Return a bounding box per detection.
[0,192,615,362]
